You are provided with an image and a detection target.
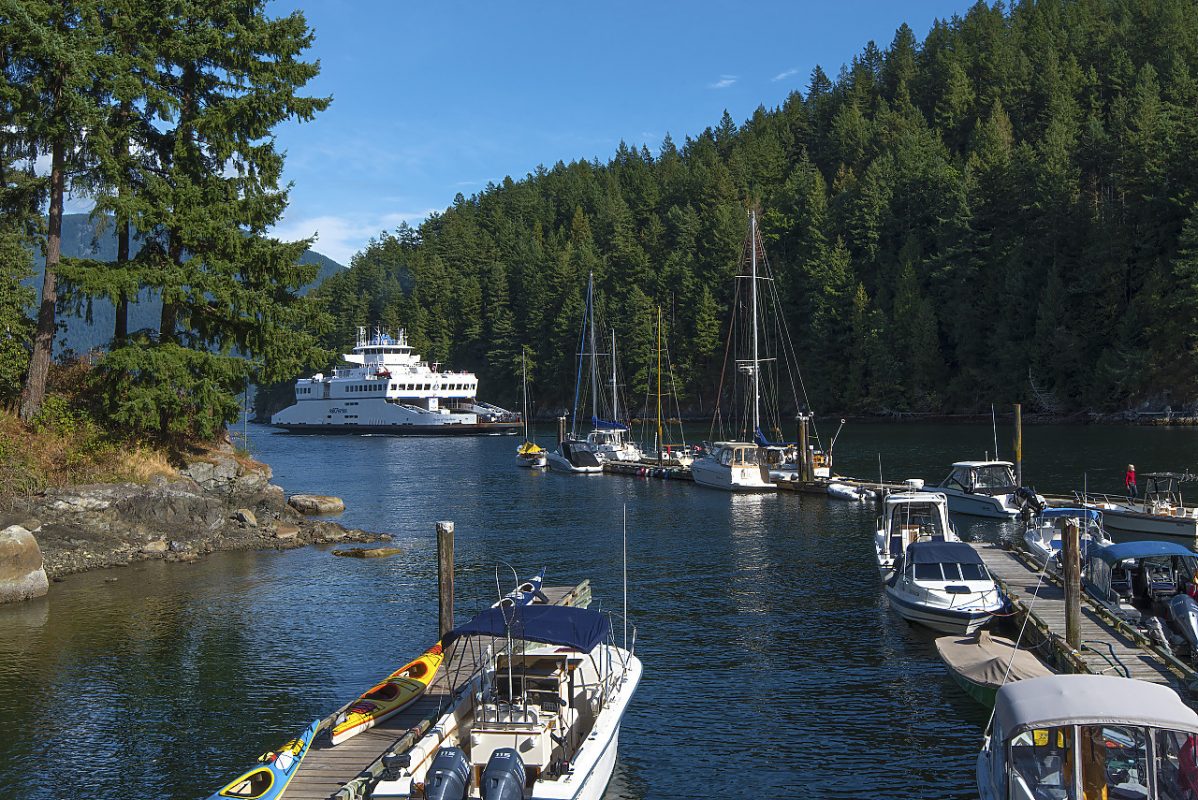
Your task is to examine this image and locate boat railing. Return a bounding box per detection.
[1073,490,1131,508]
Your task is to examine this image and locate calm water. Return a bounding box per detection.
[2,421,1197,799]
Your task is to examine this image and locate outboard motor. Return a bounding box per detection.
[480,747,526,800]
[424,747,471,800]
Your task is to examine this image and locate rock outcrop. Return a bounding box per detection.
[4,439,383,585]
[288,494,346,515]
[0,524,49,604]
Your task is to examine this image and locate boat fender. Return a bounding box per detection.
[424,747,471,800]
[480,748,526,800]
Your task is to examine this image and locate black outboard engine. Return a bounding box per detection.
[480,747,526,800]
[424,747,471,800]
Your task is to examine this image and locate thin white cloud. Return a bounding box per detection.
[772,68,799,82]
[271,209,438,265]
[708,74,737,90]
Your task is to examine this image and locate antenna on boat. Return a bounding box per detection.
[622,504,628,652]
[991,404,999,461]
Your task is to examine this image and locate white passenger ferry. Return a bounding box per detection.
[271,327,520,435]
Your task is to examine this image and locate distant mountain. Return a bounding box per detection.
[22,213,345,356]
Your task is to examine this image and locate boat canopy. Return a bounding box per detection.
[1092,540,1197,566]
[590,416,626,431]
[906,540,983,564]
[993,675,1198,738]
[1039,507,1101,521]
[442,605,613,653]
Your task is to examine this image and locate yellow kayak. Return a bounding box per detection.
[329,643,444,745]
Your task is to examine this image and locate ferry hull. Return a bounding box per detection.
[272,421,521,436]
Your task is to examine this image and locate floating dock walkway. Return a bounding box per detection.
[281,581,592,800]
[973,543,1198,701]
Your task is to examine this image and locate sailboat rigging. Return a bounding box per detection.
[515,348,547,469]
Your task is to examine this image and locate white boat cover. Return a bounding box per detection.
[935,630,1052,688]
[993,674,1198,738]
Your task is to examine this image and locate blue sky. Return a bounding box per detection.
[266,0,971,265]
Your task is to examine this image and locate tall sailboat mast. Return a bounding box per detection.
[656,307,664,454]
[750,210,761,436]
[588,272,599,426]
[611,330,619,423]
[521,348,529,441]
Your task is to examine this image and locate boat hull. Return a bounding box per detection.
[1099,508,1198,538]
[272,421,520,435]
[691,459,775,491]
[516,453,548,469]
[938,488,1018,519]
[884,586,996,635]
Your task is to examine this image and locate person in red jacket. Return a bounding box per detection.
[1125,464,1138,500]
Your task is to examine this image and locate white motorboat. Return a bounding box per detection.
[977,674,1198,800]
[272,327,520,435]
[691,442,775,491]
[372,604,640,800]
[1077,472,1198,538]
[1083,540,1198,652]
[935,460,1044,519]
[827,481,877,502]
[883,540,1005,634]
[1021,507,1110,571]
[874,491,957,581]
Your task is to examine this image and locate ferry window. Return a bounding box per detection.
[960,563,988,581]
[1154,728,1198,798]
[914,563,943,581]
[1007,727,1075,800]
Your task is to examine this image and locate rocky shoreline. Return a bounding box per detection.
[0,439,386,595]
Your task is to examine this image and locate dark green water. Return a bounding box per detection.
[2,421,1196,799]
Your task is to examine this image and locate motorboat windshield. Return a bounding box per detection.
[716,444,762,467]
[889,502,948,539]
[942,462,1017,495]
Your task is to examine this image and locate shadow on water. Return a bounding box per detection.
[1,421,1195,798]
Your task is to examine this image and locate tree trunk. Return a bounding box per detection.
[114,215,129,344]
[159,233,180,341]
[19,136,65,422]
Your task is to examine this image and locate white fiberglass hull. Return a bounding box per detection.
[516,453,548,469]
[545,450,603,474]
[884,583,1003,635]
[938,487,1019,519]
[691,458,775,491]
[1096,506,1198,538]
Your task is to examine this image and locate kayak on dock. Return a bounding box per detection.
[329,642,445,745]
[209,718,319,800]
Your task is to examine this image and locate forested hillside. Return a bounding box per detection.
[307,0,1198,417]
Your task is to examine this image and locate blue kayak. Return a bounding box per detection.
[207,718,319,800]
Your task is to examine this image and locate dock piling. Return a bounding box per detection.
[797,414,810,482]
[1014,403,1023,487]
[1063,517,1081,652]
[436,521,454,639]
[557,415,567,445]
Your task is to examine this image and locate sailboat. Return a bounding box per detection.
[547,272,642,473]
[515,349,546,469]
[643,306,693,467]
[692,210,813,491]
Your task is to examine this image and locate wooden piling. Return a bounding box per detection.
[1063,518,1081,652]
[1014,403,1023,487]
[557,415,567,445]
[436,521,454,639]
[797,415,810,482]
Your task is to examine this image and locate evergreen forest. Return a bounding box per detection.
[0,0,328,441]
[306,0,1198,419]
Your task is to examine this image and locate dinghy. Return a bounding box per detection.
[935,630,1053,708]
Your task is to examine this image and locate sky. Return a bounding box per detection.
[258,0,971,265]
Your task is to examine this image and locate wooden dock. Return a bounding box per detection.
[602,461,693,480]
[281,581,592,800]
[973,543,1198,700]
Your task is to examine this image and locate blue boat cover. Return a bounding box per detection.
[906,540,984,564]
[591,416,626,431]
[442,605,613,653]
[1093,540,1197,565]
[1041,508,1101,521]
[753,426,787,447]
